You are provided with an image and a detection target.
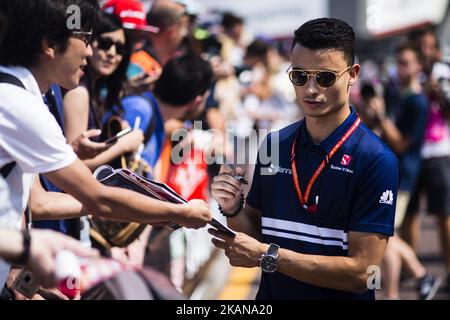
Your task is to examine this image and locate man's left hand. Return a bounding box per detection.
[208,229,268,268]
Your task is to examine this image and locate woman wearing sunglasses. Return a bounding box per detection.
[62,13,149,263]
[63,12,144,173]
[211,18,400,300]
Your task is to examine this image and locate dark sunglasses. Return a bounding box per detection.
[70,31,93,48]
[288,66,353,88]
[96,36,127,56]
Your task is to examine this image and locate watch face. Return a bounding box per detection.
[261,255,278,273]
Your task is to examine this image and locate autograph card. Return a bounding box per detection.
[209,218,236,236]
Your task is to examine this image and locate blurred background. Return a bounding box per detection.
[95,0,450,300]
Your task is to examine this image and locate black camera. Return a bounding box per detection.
[360,82,377,100]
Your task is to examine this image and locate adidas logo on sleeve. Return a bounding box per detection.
[379,190,394,205]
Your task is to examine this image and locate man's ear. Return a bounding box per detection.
[348,64,361,86]
[188,95,204,111]
[183,95,205,120]
[42,38,56,59]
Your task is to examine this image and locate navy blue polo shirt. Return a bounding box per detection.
[247,107,399,300]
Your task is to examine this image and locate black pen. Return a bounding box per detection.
[230,173,248,185]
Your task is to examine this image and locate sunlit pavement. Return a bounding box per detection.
[378,214,450,300]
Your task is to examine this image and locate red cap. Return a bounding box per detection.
[102,0,159,33]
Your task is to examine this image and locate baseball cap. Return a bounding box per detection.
[102,0,159,33]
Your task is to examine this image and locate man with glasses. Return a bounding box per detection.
[210,18,399,299]
[70,30,93,48]
[0,0,211,293]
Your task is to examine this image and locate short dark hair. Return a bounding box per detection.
[245,40,270,59]
[292,18,355,65]
[154,54,213,106]
[395,42,422,65]
[0,0,99,68]
[147,1,187,31]
[395,42,420,57]
[407,26,436,43]
[221,12,244,31]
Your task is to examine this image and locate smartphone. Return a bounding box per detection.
[11,269,40,299]
[104,127,133,145]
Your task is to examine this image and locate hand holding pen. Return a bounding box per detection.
[211,164,247,214]
[229,173,248,185]
[224,163,248,185]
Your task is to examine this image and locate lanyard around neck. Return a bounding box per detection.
[290,116,361,213]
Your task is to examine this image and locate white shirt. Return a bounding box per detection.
[0,66,77,289]
[0,66,77,227]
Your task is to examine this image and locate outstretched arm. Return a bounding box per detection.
[44,158,211,228]
[209,229,388,293]
[30,177,87,220]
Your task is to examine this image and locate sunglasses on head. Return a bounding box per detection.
[288,65,353,88]
[70,31,93,48]
[95,36,127,56]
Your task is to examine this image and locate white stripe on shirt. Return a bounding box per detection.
[262,217,348,242]
[262,229,349,250]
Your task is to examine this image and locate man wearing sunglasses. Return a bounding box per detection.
[211,18,399,299]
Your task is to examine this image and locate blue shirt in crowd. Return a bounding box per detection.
[122,93,165,171]
[34,84,72,235]
[247,107,399,300]
[103,92,165,176]
[394,92,428,192]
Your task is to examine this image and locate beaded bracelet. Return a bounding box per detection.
[218,194,245,217]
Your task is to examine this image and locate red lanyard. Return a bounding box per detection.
[291,116,361,213]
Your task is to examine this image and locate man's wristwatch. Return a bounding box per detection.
[259,243,280,273]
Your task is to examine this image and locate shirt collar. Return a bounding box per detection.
[298,106,357,154]
[0,66,42,99]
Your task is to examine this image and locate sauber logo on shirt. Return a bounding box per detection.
[341,154,352,166]
[379,190,394,205]
[267,164,292,175]
[330,165,353,174]
[330,155,354,174]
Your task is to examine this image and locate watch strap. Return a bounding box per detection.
[267,243,279,257]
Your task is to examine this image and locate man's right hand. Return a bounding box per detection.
[211,165,245,213]
[177,199,211,229]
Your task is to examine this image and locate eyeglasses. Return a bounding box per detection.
[70,31,93,48]
[288,65,353,88]
[95,36,127,56]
